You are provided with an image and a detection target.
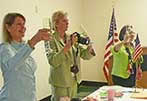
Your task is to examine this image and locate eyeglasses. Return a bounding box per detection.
[126,25,134,34]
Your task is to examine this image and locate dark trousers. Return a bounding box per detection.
[112,65,136,87]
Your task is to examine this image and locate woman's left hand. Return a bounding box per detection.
[87,44,96,56]
[70,33,78,45]
[28,28,52,48]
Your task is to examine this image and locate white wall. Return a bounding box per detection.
[115,0,147,46]
[0,0,83,100]
[1,0,147,100]
[81,0,147,82]
[81,0,113,82]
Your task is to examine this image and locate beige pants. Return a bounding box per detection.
[59,96,70,101]
[51,80,77,101]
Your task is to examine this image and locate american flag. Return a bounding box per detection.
[103,8,119,81]
[133,34,143,62]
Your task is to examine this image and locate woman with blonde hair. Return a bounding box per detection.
[45,11,95,101]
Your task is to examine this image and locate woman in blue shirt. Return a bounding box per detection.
[0,13,52,101]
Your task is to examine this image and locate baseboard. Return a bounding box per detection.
[79,80,108,87]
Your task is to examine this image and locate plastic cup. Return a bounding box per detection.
[107,89,115,101]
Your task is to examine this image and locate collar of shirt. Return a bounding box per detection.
[11,41,25,50]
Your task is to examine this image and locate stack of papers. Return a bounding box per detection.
[131,91,147,99]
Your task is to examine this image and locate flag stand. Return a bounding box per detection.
[133,34,143,93]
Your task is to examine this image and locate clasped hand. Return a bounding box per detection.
[29,28,52,48]
[35,28,52,41]
[63,33,77,53]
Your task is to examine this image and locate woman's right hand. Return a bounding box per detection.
[63,34,77,53]
[28,28,52,48]
[114,34,129,52]
[70,33,78,45]
[35,28,52,41]
[123,34,131,45]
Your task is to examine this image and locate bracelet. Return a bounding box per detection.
[28,40,35,49]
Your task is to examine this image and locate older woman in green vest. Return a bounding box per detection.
[44,11,95,101]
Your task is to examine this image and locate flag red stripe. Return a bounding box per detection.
[114,39,119,43]
[103,60,109,81]
[104,50,111,59]
[133,49,143,61]
[134,45,142,57]
[114,33,118,36]
[134,48,142,57]
[133,34,143,63]
[135,44,141,50]
[105,39,113,50]
[134,50,143,59]
[103,66,109,81]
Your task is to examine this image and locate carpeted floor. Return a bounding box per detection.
[77,85,99,99]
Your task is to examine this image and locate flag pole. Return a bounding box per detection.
[112,0,115,8]
[134,64,140,93]
[112,0,117,9]
[80,24,88,36]
[103,5,118,83]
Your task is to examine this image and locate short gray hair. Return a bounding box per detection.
[52,11,67,30]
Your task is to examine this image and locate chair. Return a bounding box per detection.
[137,47,147,88]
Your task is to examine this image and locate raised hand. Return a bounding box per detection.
[87,44,96,56]
[70,33,78,45]
[35,28,52,41]
[63,33,77,53]
[28,28,52,48]
[123,34,130,44]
